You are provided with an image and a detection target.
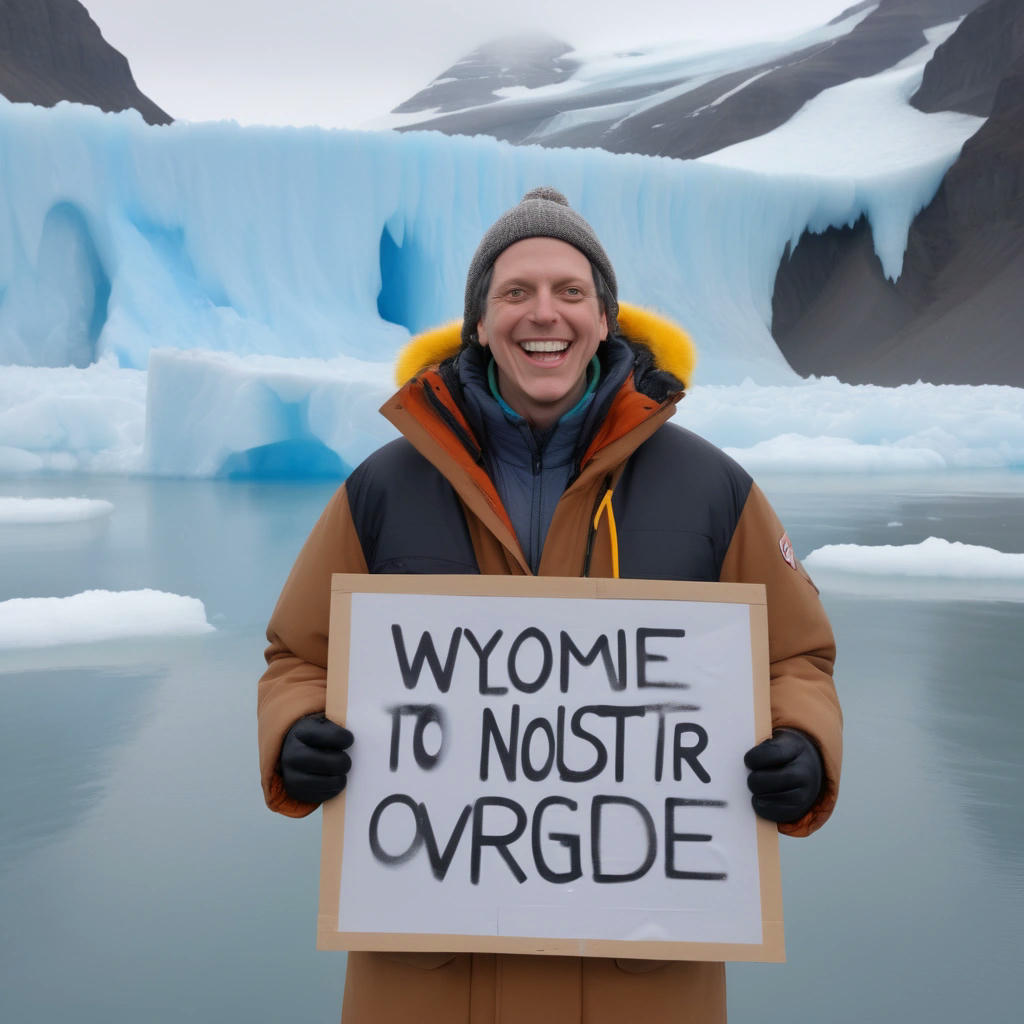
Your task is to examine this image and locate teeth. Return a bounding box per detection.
[521,341,569,353]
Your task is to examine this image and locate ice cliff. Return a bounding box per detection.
[0,68,1015,477]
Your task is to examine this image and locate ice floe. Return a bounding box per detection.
[0,589,215,649]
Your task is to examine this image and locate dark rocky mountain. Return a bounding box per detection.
[773,0,1024,386]
[393,34,579,117]
[0,0,170,124]
[912,0,1024,114]
[392,0,985,159]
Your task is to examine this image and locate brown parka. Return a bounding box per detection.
[257,305,842,1024]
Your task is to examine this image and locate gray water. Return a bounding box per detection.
[1,471,1022,1023]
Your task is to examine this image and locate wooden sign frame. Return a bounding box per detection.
[318,574,783,963]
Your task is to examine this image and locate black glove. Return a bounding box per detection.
[744,728,823,824]
[279,713,354,805]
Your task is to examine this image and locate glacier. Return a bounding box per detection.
[698,21,981,279]
[0,46,1013,478]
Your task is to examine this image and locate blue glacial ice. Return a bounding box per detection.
[0,67,1016,479]
[700,21,982,279]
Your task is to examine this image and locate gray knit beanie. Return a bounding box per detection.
[462,186,619,346]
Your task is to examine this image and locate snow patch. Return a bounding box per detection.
[699,22,984,278]
[515,5,877,105]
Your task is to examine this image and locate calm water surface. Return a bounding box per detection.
[1,471,1022,1023]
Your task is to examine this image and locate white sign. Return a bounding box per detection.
[319,575,782,962]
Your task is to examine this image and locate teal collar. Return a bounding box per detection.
[487,355,601,424]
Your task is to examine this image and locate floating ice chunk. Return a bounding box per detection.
[0,497,114,524]
[0,589,215,649]
[723,434,946,473]
[0,360,146,473]
[806,537,1024,578]
[680,380,1024,472]
[804,538,1024,602]
[145,348,397,477]
[1,361,1022,478]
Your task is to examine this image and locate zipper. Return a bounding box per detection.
[582,473,614,576]
[529,433,543,573]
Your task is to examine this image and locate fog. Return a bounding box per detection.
[82,0,857,126]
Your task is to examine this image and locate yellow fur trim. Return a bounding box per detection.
[393,303,697,388]
[616,305,697,389]
[393,319,462,386]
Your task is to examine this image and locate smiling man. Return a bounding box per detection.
[258,187,843,1023]
[476,235,608,427]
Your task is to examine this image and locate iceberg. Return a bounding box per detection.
[0,589,215,649]
[805,537,1024,578]
[0,49,1005,479]
[804,537,1024,602]
[145,348,395,477]
[0,358,146,473]
[688,378,1024,472]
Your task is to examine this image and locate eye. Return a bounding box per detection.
[505,287,525,299]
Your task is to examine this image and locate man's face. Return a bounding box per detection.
[477,237,608,430]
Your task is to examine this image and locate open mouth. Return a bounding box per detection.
[520,340,570,363]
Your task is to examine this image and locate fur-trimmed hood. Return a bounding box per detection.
[393,302,698,389]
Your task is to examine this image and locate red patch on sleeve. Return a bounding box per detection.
[779,532,797,570]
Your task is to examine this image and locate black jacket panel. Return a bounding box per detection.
[610,423,753,582]
[345,438,480,574]
[346,425,752,582]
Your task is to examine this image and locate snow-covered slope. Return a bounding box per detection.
[380,0,983,158]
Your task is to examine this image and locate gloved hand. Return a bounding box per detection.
[279,713,354,805]
[744,728,823,824]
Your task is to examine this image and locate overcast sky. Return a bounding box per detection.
[83,0,858,128]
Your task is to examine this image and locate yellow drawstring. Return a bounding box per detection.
[592,489,620,579]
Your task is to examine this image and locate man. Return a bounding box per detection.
[258,187,842,1023]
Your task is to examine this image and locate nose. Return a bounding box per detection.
[528,287,558,323]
